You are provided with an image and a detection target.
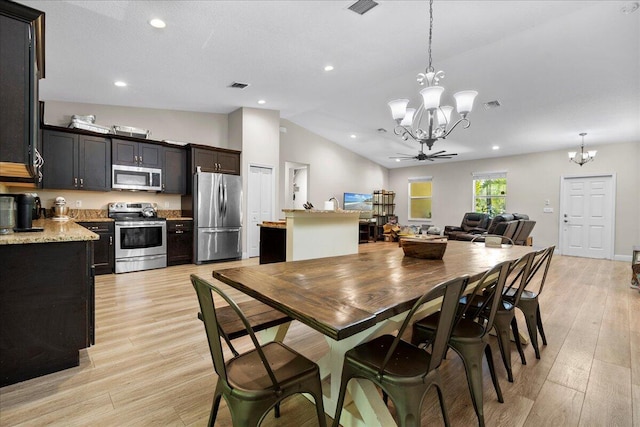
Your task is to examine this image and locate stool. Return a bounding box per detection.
[632,246,640,289]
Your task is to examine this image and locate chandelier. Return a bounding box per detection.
[568,132,596,166]
[387,0,478,151]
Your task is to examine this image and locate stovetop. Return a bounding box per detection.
[108,202,165,221]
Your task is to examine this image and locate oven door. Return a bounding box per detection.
[115,221,166,259]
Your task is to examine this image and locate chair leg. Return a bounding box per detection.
[511,316,526,366]
[492,312,514,382]
[450,341,490,427]
[484,344,504,404]
[537,305,547,345]
[209,383,223,427]
[433,379,451,427]
[384,383,427,427]
[520,301,541,359]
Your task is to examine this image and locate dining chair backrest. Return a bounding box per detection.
[501,251,536,306]
[525,245,555,295]
[190,274,281,393]
[457,260,512,334]
[379,275,469,375]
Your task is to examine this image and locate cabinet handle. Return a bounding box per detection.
[175,230,184,234]
[74,177,78,187]
[80,178,84,187]
[109,236,113,245]
[176,223,184,227]
[134,155,138,163]
[139,156,143,164]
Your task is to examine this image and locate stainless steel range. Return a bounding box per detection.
[108,202,166,274]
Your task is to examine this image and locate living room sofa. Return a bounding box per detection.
[445,213,535,245]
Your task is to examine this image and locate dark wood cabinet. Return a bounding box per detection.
[42,129,111,191]
[259,226,286,264]
[189,145,240,175]
[162,146,187,194]
[167,219,193,265]
[78,221,114,275]
[0,240,93,386]
[112,139,162,168]
[0,3,45,185]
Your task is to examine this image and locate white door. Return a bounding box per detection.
[560,174,615,259]
[248,166,274,258]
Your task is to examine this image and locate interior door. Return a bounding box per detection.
[560,174,615,259]
[248,166,274,258]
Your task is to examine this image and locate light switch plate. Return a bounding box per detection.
[543,207,553,213]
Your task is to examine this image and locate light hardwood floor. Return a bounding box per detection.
[1,242,638,426]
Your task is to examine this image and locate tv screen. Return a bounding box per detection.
[343,193,373,218]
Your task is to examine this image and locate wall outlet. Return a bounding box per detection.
[75,200,82,208]
[543,207,553,213]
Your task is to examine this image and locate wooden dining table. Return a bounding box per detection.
[212,240,534,427]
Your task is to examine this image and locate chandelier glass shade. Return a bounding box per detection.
[568,133,596,166]
[388,0,478,151]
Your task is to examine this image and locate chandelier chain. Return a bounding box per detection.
[427,0,434,73]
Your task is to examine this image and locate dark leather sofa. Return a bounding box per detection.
[445,212,535,245]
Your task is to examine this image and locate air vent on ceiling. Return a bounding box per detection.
[483,100,501,110]
[229,81,250,89]
[348,0,379,15]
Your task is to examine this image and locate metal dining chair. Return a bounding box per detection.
[412,260,512,427]
[331,275,469,427]
[190,274,327,427]
[479,252,535,382]
[504,245,555,359]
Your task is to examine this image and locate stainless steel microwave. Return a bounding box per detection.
[112,165,162,191]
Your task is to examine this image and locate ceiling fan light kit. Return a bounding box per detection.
[388,0,477,161]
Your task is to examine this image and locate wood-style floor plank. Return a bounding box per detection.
[0,244,637,427]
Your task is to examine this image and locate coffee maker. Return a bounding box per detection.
[0,193,43,232]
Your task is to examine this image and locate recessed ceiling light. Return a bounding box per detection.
[395,158,401,162]
[350,134,357,139]
[114,81,127,87]
[324,65,334,72]
[257,99,266,105]
[492,145,500,150]
[149,18,166,28]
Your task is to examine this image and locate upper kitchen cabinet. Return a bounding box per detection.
[112,139,162,169]
[0,2,45,186]
[42,129,111,191]
[162,146,186,194]
[188,144,240,175]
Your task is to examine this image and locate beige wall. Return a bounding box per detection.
[389,141,639,259]
[43,101,229,148]
[278,119,389,211]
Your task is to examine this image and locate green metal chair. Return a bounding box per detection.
[190,274,326,427]
[504,246,555,359]
[331,275,469,427]
[412,260,512,427]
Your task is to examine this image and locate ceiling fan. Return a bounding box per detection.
[390,141,457,162]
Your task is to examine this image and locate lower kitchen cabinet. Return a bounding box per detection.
[167,219,193,265]
[0,240,94,386]
[78,221,114,275]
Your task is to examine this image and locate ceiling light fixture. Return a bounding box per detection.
[114,81,127,87]
[324,65,334,71]
[492,145,500,150]
[257,99,266,105]
[568,133,596,166]
[149,18,166,28]
[387,0,477,156]
[350,134,357,139]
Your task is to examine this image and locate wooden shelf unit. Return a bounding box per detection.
[373,190,395,240]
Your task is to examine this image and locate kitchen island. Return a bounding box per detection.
[0,219,98,386]
[283,209,361,261]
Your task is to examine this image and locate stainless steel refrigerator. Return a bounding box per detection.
[193,172,242,263]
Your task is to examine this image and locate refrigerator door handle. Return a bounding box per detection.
[218,180,224,217]
[223,182,228,217]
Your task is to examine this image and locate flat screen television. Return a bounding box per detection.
[343,192,373,219]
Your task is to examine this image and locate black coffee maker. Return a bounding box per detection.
[14,193,42,231]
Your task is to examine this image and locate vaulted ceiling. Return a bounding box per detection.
[19,0,640,168]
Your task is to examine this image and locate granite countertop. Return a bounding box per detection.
[259,221,286,229]
[165,217,193,221]
[0,219,99,245]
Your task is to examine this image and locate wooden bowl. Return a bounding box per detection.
[400,236,448,259]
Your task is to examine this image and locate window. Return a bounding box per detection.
[408,176,433,220]
[473,171,507,216]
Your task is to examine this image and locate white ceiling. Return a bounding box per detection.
[19,0,640,169]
